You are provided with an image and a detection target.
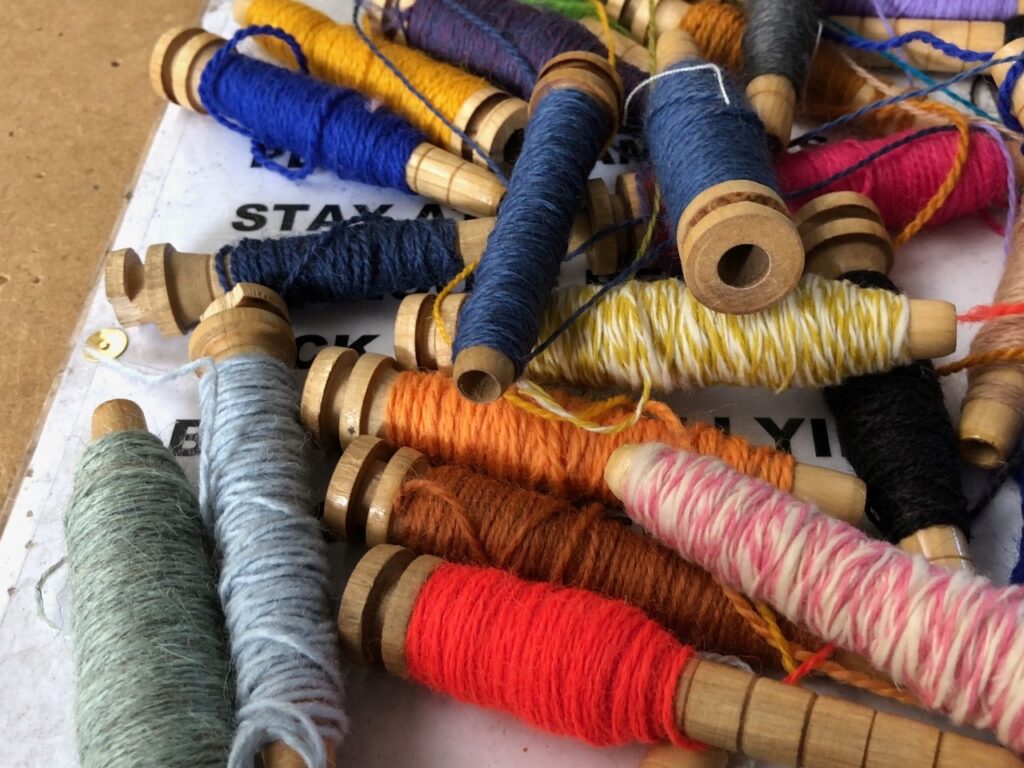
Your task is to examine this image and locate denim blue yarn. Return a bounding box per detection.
[198,26,421,189]
[452,88,609,374]
[397,0,645,106]
[216,215,461,305]
[646,60,778,235]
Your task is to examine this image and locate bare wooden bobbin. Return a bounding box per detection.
[151,25,507,218]
[604,0,691,43]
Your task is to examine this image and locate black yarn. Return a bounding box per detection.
[1005,16,1024,44]
[742,0,821,90]
[822,271,970,542]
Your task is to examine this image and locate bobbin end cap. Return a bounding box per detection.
[906,299,957,359]
[453,346,517,404]
[301,346,360,448]
[105,248,146,327]
[189,283,295,365]
[959,393,1024,469]
[531,51,624,131]
[603,443,646,501]
[324,435,393,541]
[92,399,148,440]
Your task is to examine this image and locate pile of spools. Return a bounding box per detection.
[58,0,1024,766]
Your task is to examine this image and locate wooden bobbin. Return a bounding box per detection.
[577,16,652,73]
[796,192,973,573]
[105,244,223,336]
[746,73,797,151]
[959,368,1024,469]
[833,16,1006,74]
[452,52,623,405]
[151,25,507,218]
[991,38,1024,129]
[188,283,296,366]
[91,399,148,441]
[639,745,728,768]
[656,29,804,314]
[341,544,1023,768]
[604,0,691,43]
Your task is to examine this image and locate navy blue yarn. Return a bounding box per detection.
[645,60,778,235]
[1013,460,1024,584]
[198,26,421,189]
[351,0,510,183]
[216,214,461,305]
[998,59,1024,134]
[822,24,994,63]
[452,88,609,374]
[395,0,644,107]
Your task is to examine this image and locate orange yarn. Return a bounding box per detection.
[392,464,820,666]
[384,370,795,502]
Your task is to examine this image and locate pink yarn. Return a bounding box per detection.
[777,129,1011,233]
[611,443,1024,751]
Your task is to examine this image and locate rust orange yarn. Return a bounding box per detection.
[393,464,819,666]
[384,370,795,502]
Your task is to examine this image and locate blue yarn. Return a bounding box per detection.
[998,59,1024,133]
[645,60,778,236]
[198,26,422,189]
[822,23,994,63]
[216,215,462,304]
[452,87,610,374]
[1013,460,1024,584]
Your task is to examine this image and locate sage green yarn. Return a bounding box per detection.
[64,430,234,768]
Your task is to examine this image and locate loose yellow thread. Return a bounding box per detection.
[433,261,478,350]
[589,0,616,67]
[754,601,798,673]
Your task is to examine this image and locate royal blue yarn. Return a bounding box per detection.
[215,215,462,305]
[823,24,995,63]
[198,26,422,189]
[453,88,609,374]
[645,59,778,234]
[392,0,643,107]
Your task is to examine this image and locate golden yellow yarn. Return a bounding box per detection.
[525,274,912,392]
[243,0,494,148]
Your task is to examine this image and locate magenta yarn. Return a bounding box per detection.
[611,443,1024,752]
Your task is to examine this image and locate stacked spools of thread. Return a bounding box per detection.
[65,0,1024,765]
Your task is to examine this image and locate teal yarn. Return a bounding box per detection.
[198,355,346,767]
[64,430,234,768]
[645,57,779,238]
[452,86,612,378]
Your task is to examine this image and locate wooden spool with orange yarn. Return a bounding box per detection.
[300,347,866,521]
[339,544,1022,768]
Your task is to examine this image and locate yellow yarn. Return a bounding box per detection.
[525,274,912,392]
[243,0,495,148]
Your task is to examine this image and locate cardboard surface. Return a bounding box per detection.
[0,0,205,518]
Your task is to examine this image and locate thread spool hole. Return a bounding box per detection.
[457,369,503,404]
[960,438,1003,470]
[502,129,525,166]
[717,245,771,289]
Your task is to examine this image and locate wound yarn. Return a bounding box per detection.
[383,0,645,105]
[242,0,505,151]
[521,274,912,392]
[199,356,346,767]
[217,215,461,306]
[198,27,421,190]
[822,0,1019,19]
[389,463,820,665]
[742,0,820,93]
[405,562,698,748]
[384,369,796,502]
[64,430,234,768]
[612,443,1024,751]
[822,271,969,543]
[777,127,1012,232]
[453,85,613,378]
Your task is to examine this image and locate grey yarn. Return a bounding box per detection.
[64,431,234,768]
[198,355,347,768]
[742,0,821,89]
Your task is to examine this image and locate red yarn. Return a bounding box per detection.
[959,301,1024,323]
[776,129,1010,232]
[405,562,700,748]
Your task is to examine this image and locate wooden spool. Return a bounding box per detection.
[313,361,865,523]
[604,0,691,43]
[234,0,529,171]
[188,283,296,366]
[959,367,1024,469]
[452,51,623,405]
[834,16,1006,74]
[796,192,973,573]
[341,544,1023,768]
[150,25,507,217]
[639,745,728,768]
[992,38,1024,135]
[657,30,804,314]
[91,399,148,441]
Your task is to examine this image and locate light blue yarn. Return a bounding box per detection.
[198,355,347,768]
[645,58,779,235]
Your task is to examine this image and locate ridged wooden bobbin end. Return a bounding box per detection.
[404,143,506,218]
[605,0,652,42]
[899,525,973,573]
[325,435,428,544]
[794,192,894,279]
[188,283,295,366]
[338,545,442,676]
[150,26,224,113]
[394,293,466,372]
[531,51,624,140]
[91,399,148,440]
[678,180,804,314]
[450,88,528,171]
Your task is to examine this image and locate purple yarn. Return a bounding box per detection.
[823,0,1017,20]
[199,26,422,190]
[390,0,644,102]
